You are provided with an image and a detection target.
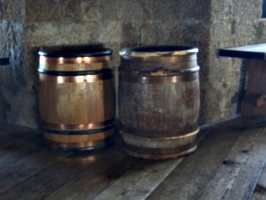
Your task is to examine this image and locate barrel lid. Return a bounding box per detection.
[120,46,198,58]
[39,45,112,58]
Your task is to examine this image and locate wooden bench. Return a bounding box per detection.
[219,44,266,117]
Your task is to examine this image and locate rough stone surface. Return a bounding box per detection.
[201,0,266,123]
[25,0,212,23]
[1,0,266,128]
[256,19,266,42]
[211,0,263,21]
[0,0,25,22]
[0,0,35,127]
[0,20,39,127]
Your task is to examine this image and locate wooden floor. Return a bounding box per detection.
[1,116,266,200]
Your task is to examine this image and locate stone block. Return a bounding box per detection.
[0,20,26,86]
[141,0,211,22]
[211,0,231,21]
[212,0,263,21]
[199,40,244,124]
[234,19,259,45]
[26,0,212,23]
[0,0,25,22]
[230,0,262,20]
[210,21,234,44]
[26,0,143,23]
[255,19,266,43]
[141,20,210,46]
[26,0,87,22]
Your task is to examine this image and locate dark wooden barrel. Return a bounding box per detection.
[38,46,115,150]
[119,46,200,159]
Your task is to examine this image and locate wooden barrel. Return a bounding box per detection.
[119,46,200,159]
[38,46,115,150]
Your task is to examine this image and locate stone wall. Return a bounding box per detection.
[203,0,266,123]
[0,0,266,128]
[0,0,35,127]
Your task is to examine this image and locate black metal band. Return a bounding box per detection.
[39,46,112,58]
[38,67,114,76]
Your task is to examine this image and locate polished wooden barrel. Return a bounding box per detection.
[119,46,200,159]
[38,46,115,150]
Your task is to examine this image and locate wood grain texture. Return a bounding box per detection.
[241,59,266,116]
[119,71,199,159]
[44,150,141,200]
[0,147,114,200]
[146,126,245,200]
[93,158,184,200]
[1,117,266,200]
[119,77,199,134]
[38,56,115,150]
[0,130,44,170]
[0,146,71,194]
[198,127,266,200]
[252,164,266,199]
[39,78,114,126]
[0,128,33,150]
[0,127,72,194]
[39,62,111,71]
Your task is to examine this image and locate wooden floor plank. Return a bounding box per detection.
[0,129,37,150]
[0,147,71,194]
[44,150,141,200]
[0,142,139,200]
[90,123,214,200]
[0,131,45,170]
[93,158,184,200]
[38,120,210,200]
[0,128,73,194]
[198,127,266,200]
[0,123,35,151]
[0,134,19,150]
[0,123,30,132]
[252,163,266,199]
[38,125,211,200]
[146,126,245,200]
[1,118,266,200]
[255,165,266,189]
[41,118,237,200]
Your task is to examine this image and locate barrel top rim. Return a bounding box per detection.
[39,45,112,58]
[120,46,198,57]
